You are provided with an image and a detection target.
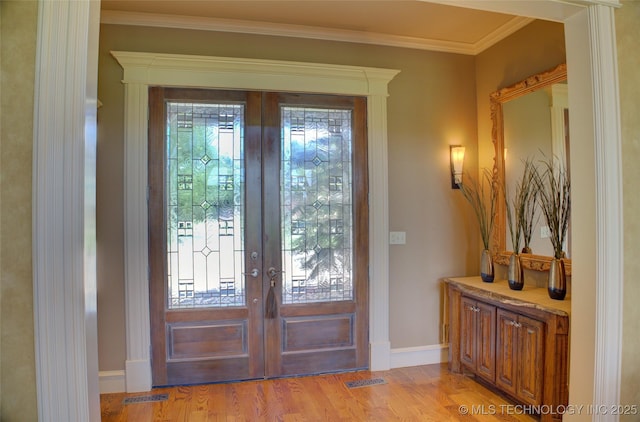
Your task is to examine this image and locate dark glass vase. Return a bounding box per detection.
[508,253,524,290]
[548,257,567,300]
[480,249,494,282]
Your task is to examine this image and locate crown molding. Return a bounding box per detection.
[424,0,620,23]
[472,16,535,54]
[101,10,533,56]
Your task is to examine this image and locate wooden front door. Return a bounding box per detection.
[149,88,369,386]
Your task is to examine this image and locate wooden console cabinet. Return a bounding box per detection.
[445,277,570,422]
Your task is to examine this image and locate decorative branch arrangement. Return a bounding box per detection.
[505,158,540,254]
[458,168,498,251]
[534,156,571,260]
[459,154,570,297]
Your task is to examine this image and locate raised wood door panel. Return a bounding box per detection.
[476,301,496,383]
[460,296,477,369]
[517,315,544,406]
[460,296,496,380]
[496,309,544,406]
[496,309,518,397]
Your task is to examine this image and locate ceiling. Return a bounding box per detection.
[100,1,535,55]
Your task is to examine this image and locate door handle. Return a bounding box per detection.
[243,268,259,278]
[267,267,281,280]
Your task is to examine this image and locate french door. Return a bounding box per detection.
[148,88,369,386]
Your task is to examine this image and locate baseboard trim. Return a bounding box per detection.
[390,344,449,369]
[99,370,126,394]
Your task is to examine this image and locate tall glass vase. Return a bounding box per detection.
[548,257,567,300]
[508,253,524,290]
[480,249,494,283]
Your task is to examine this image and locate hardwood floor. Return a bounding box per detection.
[101,363,538,421]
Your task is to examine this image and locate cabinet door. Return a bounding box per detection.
[496,309,518,397]
[460,297,477,369]
[517,315,544,406]
[476,301,496,382]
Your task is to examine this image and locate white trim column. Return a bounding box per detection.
[367,93,391,371]
[586,4,623,416]
[33,0,101,420]
[112,52,399,390]
[123,82,153,392]
[564,3,622,419]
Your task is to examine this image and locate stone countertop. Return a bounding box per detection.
[444,276,571,317]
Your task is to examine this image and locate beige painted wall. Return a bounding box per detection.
[96,24,480,369]
[0,1,38,420]
[617,0,640,416]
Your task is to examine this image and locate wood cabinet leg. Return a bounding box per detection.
[448,286,462,373]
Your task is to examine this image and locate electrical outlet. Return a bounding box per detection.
[541,225,551,239]
[389,231,406,245]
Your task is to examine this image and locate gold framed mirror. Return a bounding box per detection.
[489,63,571,274]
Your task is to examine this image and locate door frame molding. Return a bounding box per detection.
[112,51,399,391]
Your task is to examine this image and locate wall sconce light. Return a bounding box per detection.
[450,145,465,189]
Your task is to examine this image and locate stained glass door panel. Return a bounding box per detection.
[166,101,246,308]
[280,106,354,304]
[166,102,245,308]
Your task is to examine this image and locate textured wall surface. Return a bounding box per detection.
[0,1,38,420]
[617,1,640,417]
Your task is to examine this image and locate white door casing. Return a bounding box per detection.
[112,51,400,391]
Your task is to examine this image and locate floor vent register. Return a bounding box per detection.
[122,394,169,405]
[345,378,387,389]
